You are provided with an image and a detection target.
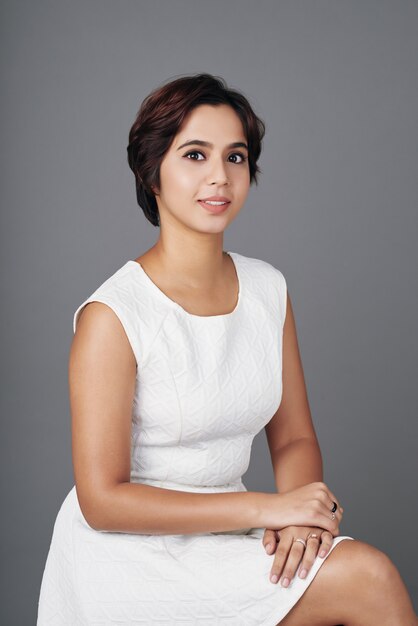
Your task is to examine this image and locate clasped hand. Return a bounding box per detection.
[262,522,343,587]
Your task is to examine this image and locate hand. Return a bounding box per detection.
[261,482,343,536]
[262,524,342,587]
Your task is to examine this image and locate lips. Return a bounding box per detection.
[198,199,231,214]
[199,196,231,202]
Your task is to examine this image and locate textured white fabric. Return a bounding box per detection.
[37,251,354,625]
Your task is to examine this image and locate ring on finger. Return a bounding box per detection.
[293,538,307,548]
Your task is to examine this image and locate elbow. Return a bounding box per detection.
[79,501,104,531]
[76,488,109,531]
[85,514,104,532]
[77,482,129,531]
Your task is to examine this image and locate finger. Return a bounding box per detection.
[317,512,340,536]
[263,529,278,554]
[331,500,343,521]
[316,482,342,515]
[298,533,321,579]
[318,531,334,558]
[323,486,344,516]
[316,497,342,533]
[324,491,341,515]
[329,506,343,526]
[269,538,293,584]
[278,541,306,588]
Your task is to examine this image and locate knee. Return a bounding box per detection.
[361,541,400,585]
[333,538,398,586]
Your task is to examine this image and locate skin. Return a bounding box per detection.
[70,103,417,624]
[135,103,251,314]
[278,539,418,626]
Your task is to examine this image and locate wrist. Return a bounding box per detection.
[250,491,276,528]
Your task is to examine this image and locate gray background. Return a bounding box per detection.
[1,0,417,622]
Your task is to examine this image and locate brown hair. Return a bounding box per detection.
[126,73,266,227]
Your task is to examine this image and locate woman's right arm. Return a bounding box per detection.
[69,302,341,536]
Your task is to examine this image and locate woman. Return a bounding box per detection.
[37,73,417,625]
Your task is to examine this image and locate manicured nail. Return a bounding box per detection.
[299,568,307,579]
[266,543,273,552]
[282,577,290,587]
[319,550,326,557]
[270,574,278,584]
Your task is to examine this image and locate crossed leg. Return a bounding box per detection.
[277,538,417,626]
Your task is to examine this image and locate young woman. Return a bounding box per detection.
[37,73,417,625]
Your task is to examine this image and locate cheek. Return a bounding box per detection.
[233,164,250,185]
[237,174,251,199]
[164,162,197,194]
[176,170,198,192]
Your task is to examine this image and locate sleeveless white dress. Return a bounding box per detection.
[37,251,354,625]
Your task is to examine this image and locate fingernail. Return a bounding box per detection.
[299,568,307,579]
[266,543,273,552]
[319,550,326,557]
[270,574,278,584]
[282,577,290,587]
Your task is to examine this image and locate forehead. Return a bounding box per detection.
[174,104,246,144]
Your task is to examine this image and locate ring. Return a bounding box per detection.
[331,513,336,520]
[307,533,318,540]
[331,501,338,513]
[294,538,307,548]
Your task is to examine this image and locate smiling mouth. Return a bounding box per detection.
[198,200,231,214]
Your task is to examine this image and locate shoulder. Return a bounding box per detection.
[232,251,287,318]
[232,250,286,282]
[72,261,137,334]
[71,261,145,369]
[71,259,171,368]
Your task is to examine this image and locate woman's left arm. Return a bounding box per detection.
[263,289,343,586]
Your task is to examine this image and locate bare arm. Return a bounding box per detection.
[90,482,265,535]
[265,290,324,494]
[69,301,267,534]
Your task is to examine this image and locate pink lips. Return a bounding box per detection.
[200,196,231,202]
[198,199,231,214]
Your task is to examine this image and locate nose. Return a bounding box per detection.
[208,156,229,185]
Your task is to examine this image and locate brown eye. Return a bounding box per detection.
[229,153,247,164]
[184,151,205,160]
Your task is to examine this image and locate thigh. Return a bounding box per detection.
[278,538,391,626]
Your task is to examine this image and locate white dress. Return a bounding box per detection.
[37,251,354,625]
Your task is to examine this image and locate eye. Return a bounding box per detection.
[183,150,248,163]
[184,150,205,161]
[229,152,247,164]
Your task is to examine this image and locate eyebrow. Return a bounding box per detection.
[177,139,249,151]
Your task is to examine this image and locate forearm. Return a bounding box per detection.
[271,437,323,494]
[88,482,269,535]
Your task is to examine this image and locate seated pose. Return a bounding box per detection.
[37,73,417,625]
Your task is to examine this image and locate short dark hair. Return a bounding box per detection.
[126,73,266,227]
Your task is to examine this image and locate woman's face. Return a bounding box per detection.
[153,103,251,233]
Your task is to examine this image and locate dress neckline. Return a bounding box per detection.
[128,251,242,320]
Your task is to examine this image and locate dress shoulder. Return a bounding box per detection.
[72,261,150,368]
[233,251,287,328]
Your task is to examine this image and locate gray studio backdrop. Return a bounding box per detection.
[1,1,417,623]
